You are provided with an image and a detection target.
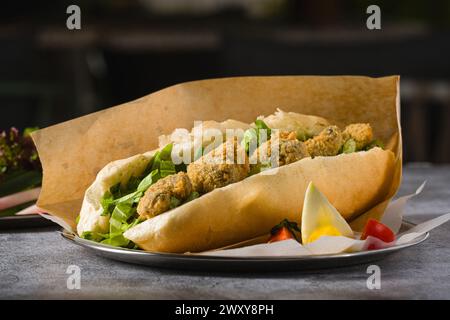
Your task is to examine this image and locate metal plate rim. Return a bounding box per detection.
[61,220,429,262]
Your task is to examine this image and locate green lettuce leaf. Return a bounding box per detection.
[185,191,200,203]
[365,139,384,150]
[81,231,109,242]
[160,160,176,178]
[169,196,181,209]
[342,139,357,154]
[90,143,181,248]
[254,119,272,137]
[241,120,271,154]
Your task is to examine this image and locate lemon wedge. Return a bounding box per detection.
[301,182,354,244]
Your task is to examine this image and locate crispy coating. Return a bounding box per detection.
[187,139,250,194]
[137,172,193,219]
[279,131,297,140]
[342,123,373,150]
[305,125,343,157]
[279,139,310,165]
[250,131,310,167]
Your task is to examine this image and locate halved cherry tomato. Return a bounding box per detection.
[268,219,300,243]
[268,227,295,243]
[361,219,395,243]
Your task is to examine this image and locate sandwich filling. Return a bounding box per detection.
[79,115,383,248]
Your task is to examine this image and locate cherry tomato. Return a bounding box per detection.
[268,219,301,243]
[268,227,296,243]
[361,219,395,243]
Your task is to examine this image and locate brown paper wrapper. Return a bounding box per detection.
[31,75,402,233]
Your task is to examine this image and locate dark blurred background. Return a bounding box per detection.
[1,0,449,162]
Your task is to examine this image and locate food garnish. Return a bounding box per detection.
[268,219,301,243]
[361,218,395,250]
[301,182,354,244]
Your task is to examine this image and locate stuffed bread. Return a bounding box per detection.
[77,109,395,253]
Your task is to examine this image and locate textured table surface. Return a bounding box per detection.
[1,164,450,299]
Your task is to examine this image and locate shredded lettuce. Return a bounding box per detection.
[193,145,204,161]
[137,169,160,192]
[241,128,258,153]
[81,231,109,242]
[339,138,384,154]
[167,191,199,211]
[185,191,199,203]
[248,162,273,176]
[365,139,384,150]
[241,120,272,154]
[296,131,311,142]
[100,169,158,218]
[342,139,357,154]
[151,143,175,174]
[83,143,181,248]
[169,196,181,209]
[169,191,200,210]
[160,161,176,178]
[254,119,272,136]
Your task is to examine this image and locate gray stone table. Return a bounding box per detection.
[1,164,450,299]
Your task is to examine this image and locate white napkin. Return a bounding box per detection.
[197,183,450,257]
